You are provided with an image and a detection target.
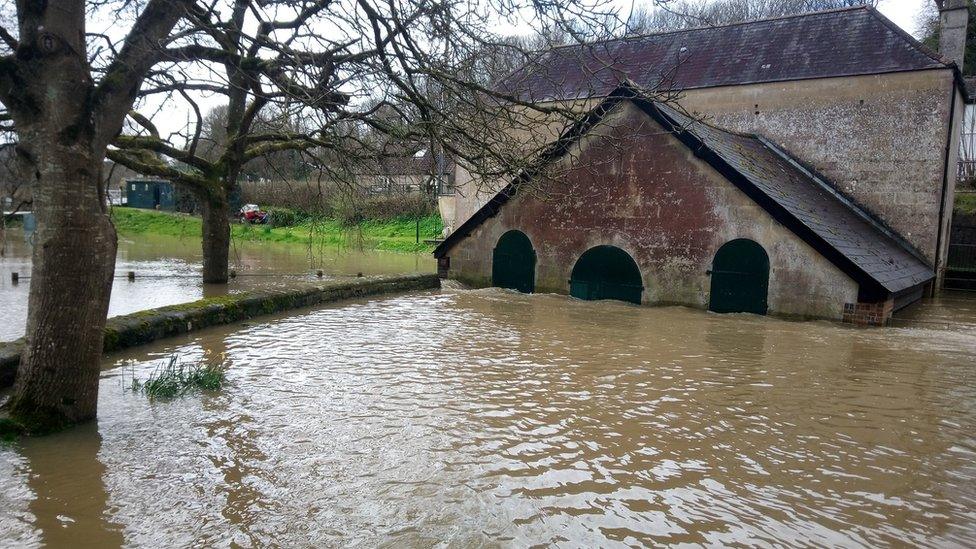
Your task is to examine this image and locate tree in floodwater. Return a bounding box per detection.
[105,0,627,285]
[0,1,192,432]
[0,0,635,432]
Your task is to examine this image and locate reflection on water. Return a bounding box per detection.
[0,228,434,341]
[1,288,976,546]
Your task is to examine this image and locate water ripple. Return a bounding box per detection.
[2,288,976,547]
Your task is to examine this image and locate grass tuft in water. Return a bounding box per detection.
[131,355,227,399]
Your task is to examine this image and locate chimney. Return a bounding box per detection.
[939,0,970,69]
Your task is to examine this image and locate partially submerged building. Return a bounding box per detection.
[434,4,972,324]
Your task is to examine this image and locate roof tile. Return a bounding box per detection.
[500,7,945,101]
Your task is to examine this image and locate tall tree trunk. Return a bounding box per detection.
[200,192,230,284]
[1,0,186,433]
[8,148,117,432]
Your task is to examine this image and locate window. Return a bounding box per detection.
[436,175,455,196]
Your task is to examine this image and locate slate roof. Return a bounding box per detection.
[654,102,933,295]
[498,6,950,102]
[435,83,934,297]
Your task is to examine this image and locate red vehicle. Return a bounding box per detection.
[239,204,270,224]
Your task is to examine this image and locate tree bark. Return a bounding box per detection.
[8,148,117,431]
[200,192,231,284]
[0,0,187,433]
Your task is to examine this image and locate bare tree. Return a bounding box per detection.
[0,1,633,432]
[0,142,30,257]
[0,1,193,432]
[105,0,628,284]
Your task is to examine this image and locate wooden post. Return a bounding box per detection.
[127,271,136,281]
[11,272,18,284]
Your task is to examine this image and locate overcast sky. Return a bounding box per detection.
[869,0,929,33]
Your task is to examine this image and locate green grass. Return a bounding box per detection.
[131,355,227,399]
[955,192,976,217]
[111,207,442,253]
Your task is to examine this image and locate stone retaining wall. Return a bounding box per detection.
[0,274,440,388]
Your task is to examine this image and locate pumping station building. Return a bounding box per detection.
[433,4,972,325]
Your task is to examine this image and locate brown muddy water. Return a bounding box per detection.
[1,287,976,547]
[0,227,433,342]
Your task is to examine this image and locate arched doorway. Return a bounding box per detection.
[492,230,536,293]
[708,239,769,315]
[569,246,643,304]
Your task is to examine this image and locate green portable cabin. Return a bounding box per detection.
[126,179,175,211]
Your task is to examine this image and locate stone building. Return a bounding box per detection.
[434,4,972,324]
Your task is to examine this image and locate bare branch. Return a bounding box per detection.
[93,0,192,149]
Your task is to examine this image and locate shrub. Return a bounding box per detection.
[239,179,335,215]
[332,193,437,226]
[266,207,304,227]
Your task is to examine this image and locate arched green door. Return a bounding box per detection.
[708,239,769,315]
[492,230,536,293]
[569,246,643,304]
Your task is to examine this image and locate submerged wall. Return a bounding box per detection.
[0,274,440,388]
[444,102,860,320]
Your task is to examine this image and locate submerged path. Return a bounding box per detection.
[0,274,440,387]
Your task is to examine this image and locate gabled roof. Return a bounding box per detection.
[434,83,934,297]
[498,6,950,102]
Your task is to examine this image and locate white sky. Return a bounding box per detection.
[868,0,929,33]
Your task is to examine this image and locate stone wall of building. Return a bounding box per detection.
[449,70,961,282]
[679,69,959,270]
[445,102,860,320]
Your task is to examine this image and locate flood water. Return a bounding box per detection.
[0,228,434,341]
[1,287,975,547]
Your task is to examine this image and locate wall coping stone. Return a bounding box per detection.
[0,274,440,388]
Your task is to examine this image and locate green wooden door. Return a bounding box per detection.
[708,239,769,315]
[569,246,643,305]
[492,230,536,293]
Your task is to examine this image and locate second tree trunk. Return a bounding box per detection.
[200,195,231,284]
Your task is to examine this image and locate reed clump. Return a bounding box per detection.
[131,355,227,399]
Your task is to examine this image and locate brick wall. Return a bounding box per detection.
[842,299,895,326]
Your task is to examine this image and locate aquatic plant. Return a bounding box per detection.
[131,355,227,399]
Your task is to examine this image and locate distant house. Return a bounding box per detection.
[434,4,973,325]
[125,179,175,211]
[357,151,453,196]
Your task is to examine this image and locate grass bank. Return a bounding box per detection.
[111,207,442,253]
[956,192,976,217]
